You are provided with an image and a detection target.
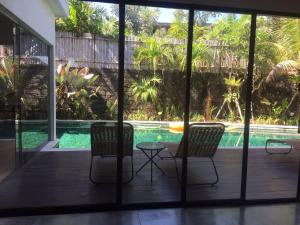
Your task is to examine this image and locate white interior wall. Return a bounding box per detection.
[0,0,68,46]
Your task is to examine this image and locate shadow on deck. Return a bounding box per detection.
[0,147,298,209]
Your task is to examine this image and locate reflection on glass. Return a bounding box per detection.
[19,29,49,163]
[0,14,16,182]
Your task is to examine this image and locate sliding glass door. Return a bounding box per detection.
[247,15,300,200]
[187,11,251,201]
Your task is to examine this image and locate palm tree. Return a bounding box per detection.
[170,39,212,72]
[167,13,188,40]
[134,36,173,76]
[265,18,300,119]
[266,18,300,80]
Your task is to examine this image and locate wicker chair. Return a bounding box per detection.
[89,122,134,184]
[166,123,225,186]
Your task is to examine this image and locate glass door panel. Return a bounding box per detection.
[247,15,300,200]
[122,6,188,203]
[187,12,251,201]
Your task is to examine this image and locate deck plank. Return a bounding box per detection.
[0,148,298,208]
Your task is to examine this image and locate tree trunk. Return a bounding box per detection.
[281,92,298,120]
[227,101,234,120]
[215,99,226,119]
[204,88,212,121]
[234,98,244,121]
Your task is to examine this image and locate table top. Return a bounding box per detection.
[136,142,166,151]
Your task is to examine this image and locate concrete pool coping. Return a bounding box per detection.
[39,120,300,151]
[55,120,299,131]
[1,120,298,131]
[41,140,293,152]
[4,119,297,132]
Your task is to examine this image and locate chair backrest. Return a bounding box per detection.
[175,123,225,158]
[91,122,134,157]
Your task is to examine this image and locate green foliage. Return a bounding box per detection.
[223,76,243,103]
[112,5,159,35]
[275,18,300,60]
[194,11,220,26]
[259,98,290,124]
[56,61,99,119]
[289,74,300,84]
[160,104,183,121]
[56,7,300,125]
[190,113,205,122]
[0,57,15,96]
[134,36,173,74]
[167,10,208,40]
[0,57,27,107]
[167,10,188,40]
[125,109,156,121]
[130,75,161,104]
[272,98,289,118]
[207,14,251,58]
[254,17,280,74]
[264,17,300,81]
[106,99,118,119]
[101,17,119,38]
[224,77,243,88]
[190,41,212,71]
[56,0,118,37]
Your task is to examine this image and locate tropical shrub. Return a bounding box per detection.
[125,109,156,121]
[130,75,161,104]
[56,62,99,119]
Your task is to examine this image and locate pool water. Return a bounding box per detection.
[20,131,48,149]
[14,123,48,149]
[56,126,300,149]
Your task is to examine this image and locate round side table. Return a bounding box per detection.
[136,142,166,183]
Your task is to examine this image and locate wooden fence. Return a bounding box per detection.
[55,32,137,69]
[55,32,248,71]
[1,32,248,70]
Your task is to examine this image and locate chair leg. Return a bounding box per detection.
[173,157,219,186]
[89,156,100,185]
[89,156,135,185]
[209,157,219,186]
[123,156,134,183]
[172,156,181,182]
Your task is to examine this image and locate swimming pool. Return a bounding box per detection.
[55,121,300,149]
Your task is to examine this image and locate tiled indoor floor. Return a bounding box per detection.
[1,203,300,225]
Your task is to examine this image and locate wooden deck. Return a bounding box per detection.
[0,147,299,209]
